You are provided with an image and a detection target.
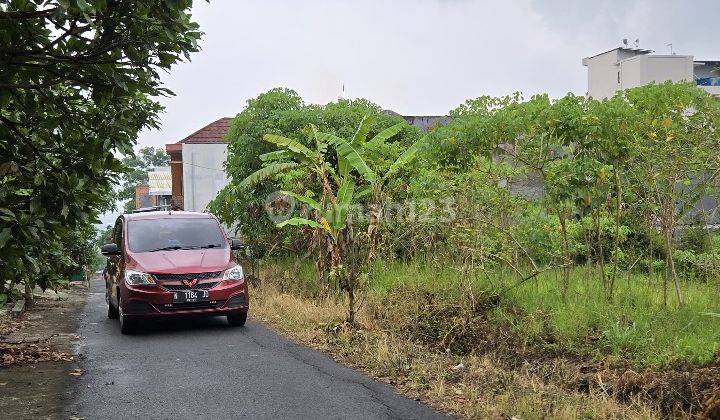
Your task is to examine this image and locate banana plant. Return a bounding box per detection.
[240,118,427,236]
[239,117,426,323]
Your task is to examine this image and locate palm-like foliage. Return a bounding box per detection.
[239,117,426,323]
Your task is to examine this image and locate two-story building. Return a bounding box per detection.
[165,117,232,212]
[582,47,720,99]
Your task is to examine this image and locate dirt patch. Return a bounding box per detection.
[0,282,88,419]
[577,364,720,418]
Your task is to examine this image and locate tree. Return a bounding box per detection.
[239,120,425,323]
[0,1,201,297]
[118,146,169,212]
[625,82,720,306]
[210,89,422,257]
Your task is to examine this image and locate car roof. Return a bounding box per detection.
[121,211,217,221]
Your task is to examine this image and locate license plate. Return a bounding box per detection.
[173,290,209,303]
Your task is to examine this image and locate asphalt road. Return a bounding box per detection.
[70,279,446,419]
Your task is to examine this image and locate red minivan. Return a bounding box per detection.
[101,211,248,334]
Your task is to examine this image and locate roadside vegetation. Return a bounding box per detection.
[214,83,720,417]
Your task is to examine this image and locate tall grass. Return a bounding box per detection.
[275,258,720,368]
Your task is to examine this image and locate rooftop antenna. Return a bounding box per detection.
[667,43,674,54]
[338,83,346,101]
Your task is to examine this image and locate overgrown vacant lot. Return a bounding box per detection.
[215,83,720,417]
[369,261,720,368]
[256,259,720,418]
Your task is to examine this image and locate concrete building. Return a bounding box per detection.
[582,47,720,99]
[166,118,232,212]
[133,168,172,210]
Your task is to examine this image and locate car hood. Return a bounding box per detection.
[128,248,231,274]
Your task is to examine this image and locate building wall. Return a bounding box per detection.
[585,49,623,100]
[168,149,184,209]
[619,55,693,90]
[403,115,451,132]
[135,185,152,208]
[181,143,230,213]
[585,49,700,99]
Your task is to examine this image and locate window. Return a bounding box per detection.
[126,218,227,253]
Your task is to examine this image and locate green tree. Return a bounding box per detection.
[0,0,201,299]
[625,82,720,306]
[239,120,424,323]
[210,89,421,256]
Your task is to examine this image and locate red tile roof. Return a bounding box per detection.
[177,117,232,144]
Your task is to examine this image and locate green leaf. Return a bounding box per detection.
[263,134,318,164]
[331,179,355,229]
[334,140,376,181]
[76,0,92,12]
[259,150,290,162]
[0,228,11,248]
[240,162,299,188]
[278,190,322,213]
[351,115,375,145]
[337,179,355,208]
[277,217,324,230]
[384,136,427,179]
[364,122,405,150]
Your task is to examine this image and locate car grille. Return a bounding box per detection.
[161,301,225,311]
[152,271,222,282]
[160,282,220,291]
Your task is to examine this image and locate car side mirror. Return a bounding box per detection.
[101,243,121,256]
[230,238,243,251]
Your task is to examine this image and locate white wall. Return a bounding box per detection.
[584,50,622,100]
[182,143,229,212]
[620,55,693,90]
[584,49,696,99]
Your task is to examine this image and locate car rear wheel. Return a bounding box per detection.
[118,297,135,335]
[227,312,247,327]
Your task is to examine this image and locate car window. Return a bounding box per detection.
[126,218,227,253]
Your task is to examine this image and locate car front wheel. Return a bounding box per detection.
[227,312,247,327]
[118,297,135,335]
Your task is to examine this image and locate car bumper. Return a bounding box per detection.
[120,280,249,319]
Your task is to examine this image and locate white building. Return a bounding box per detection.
[165,118,231,212]
[582,47,720,99]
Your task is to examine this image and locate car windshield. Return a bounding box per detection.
[127,218,227,253]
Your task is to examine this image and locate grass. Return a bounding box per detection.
[276,258,720,369]
[254,258,720,417]
[251,274,657,419]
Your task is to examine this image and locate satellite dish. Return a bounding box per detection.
[622,38,628,47]
[634,38,640,47]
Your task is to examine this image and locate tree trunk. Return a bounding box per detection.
[648,225,654,283]
[594,208,607,289]
[609,171,622,300]
[559,214,570,301]
[24,280,34,307]
[663,224,684,307]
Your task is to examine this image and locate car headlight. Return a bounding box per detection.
[125,270,156,286]
[222,265,244,281]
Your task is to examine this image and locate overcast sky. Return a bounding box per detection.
[98,0,716,225]
[136,0,718,149]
